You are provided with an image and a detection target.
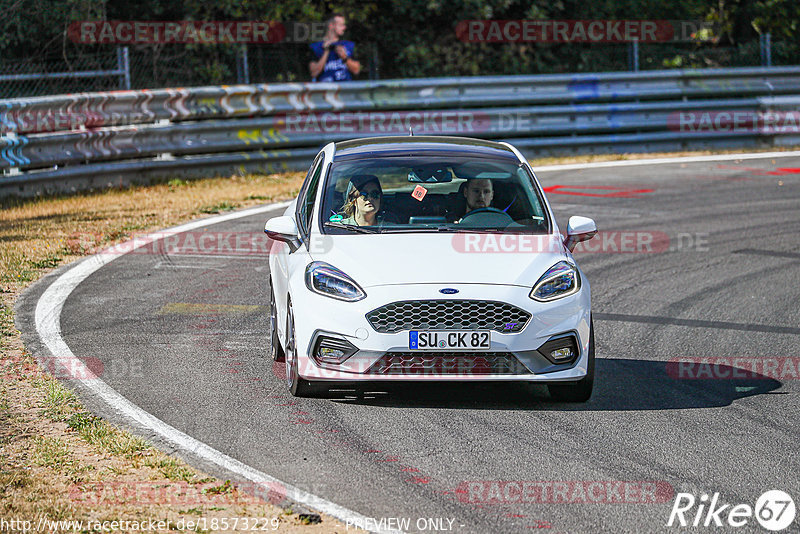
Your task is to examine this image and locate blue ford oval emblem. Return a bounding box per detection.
[439,288,459,295]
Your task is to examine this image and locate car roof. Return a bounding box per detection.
[332,136,520,162]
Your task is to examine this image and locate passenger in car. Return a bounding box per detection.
[340,175,397,226]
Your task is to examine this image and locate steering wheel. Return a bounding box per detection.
[458,207,515,226]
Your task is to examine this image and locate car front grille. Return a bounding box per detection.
[366,300,531,334]
[366,352,531,375]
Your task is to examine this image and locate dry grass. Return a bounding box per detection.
[0,170,367,532]
[0,368,355,532]
[0,172,304,291]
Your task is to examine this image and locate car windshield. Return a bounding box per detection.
[320,156,549,234]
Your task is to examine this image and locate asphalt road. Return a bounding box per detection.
[18,155,800,533]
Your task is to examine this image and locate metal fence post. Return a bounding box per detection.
[765,33,772,67]
[117,46,131,89]
[760,33,773,66]
[628,40,639,72]
[370,42,379,80]
[237,45,250,84]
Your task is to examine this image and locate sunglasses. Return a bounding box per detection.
[357,190,381,200]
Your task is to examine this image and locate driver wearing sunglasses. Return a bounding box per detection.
[340,174,395,226]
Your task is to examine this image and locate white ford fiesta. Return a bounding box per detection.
[265,136,598,401]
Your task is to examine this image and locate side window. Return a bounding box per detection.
[297,155,324,241]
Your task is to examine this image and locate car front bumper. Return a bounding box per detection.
[290,282,591,382]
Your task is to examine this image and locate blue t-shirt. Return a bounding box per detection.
[310,40,355,82]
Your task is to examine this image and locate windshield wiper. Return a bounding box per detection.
[368,226,447,233]
[367,226,505,234]
[447,227,503,233]
[323,221,381,233]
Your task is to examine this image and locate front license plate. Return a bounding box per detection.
[409,330,491,351]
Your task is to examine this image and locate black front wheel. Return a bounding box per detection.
[268,282,285,362]
[547,319,595,403]
[285,301,321,398]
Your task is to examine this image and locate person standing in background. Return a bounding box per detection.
[308,13,361,82]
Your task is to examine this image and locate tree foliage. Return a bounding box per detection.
[0,0,797,87]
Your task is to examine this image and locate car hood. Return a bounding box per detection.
[311,233,569,288]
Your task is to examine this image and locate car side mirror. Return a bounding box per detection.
[564,216,597,252]
[265,216,301,253]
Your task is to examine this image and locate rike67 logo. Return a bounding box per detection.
[667,490,796,531]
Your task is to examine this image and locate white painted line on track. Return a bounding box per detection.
[533,149,800,172]
[33,200,403,534]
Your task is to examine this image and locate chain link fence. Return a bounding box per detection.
[0,38,792,99]
[638,41,765,70]
[0,49,128,99]
[125,42,381,88]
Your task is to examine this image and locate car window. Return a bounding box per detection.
[320,156,550,234]
[297,154,324,241]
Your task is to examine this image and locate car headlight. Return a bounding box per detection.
[305,261,366,302]
[530,261,580,302]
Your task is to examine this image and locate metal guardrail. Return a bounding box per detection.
[2,98,768,169]
[4,67,800,134]
[2,66,800,196]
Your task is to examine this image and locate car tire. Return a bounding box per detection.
[285,300,321,397]
[547,319,595,403]
[269,282,285,362]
